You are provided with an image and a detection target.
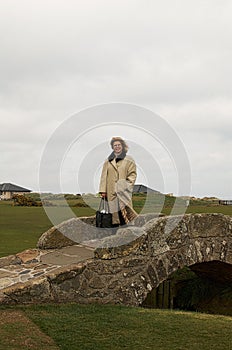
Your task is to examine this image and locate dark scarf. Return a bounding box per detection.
[108,150,126,163]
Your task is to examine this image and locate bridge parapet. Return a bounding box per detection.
[96,213,232,263]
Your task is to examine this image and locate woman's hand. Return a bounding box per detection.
[100,192,107,198]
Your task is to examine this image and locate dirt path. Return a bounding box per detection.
[0,310,59,350]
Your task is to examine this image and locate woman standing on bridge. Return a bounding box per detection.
[99,137,138,226]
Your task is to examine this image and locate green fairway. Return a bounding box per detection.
[0,201,95,257]
[0,202,50,256]
[0,304,229,350]
[187,205,232,215]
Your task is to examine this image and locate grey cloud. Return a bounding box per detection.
[0,0,231,198]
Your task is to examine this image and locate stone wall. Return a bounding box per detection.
[1,213,231,306]
[37,213,161,249]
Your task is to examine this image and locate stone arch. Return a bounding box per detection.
[36,213,230,307]
[141,260,232,310]
[79,213,230,305]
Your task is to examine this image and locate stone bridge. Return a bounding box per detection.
[0,213,231,306]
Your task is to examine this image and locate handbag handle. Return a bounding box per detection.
[99,197,110,213]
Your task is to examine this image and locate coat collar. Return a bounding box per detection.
[108,150,126,162]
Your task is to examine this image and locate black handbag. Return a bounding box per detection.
[96,198,112,228]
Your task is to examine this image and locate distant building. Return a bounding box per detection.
[0,183,31,200]
[133,184,160,194]
[219,200,232,205]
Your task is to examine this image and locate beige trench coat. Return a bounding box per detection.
[99,154,138,225]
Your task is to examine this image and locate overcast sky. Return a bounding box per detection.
[0,0,231,199]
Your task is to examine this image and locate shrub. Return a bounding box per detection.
[12,194,40,207]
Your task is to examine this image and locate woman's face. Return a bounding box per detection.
[113,141,123,154]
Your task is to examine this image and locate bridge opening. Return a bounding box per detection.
[141,261,232,316]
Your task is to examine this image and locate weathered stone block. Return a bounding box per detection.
[89,276,105,289]
[16,249,41,264]
[0,255,21,268]
[2,277,52,304]
[47,263,87,284]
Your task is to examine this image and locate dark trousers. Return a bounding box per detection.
[112,210,126,227]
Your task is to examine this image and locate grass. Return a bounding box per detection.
[162,205,232,216]
[0,201,95,257]
[0,304,231,350]
[186,205,232,215]
[0,309,59,350]
[0,202,51,257]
